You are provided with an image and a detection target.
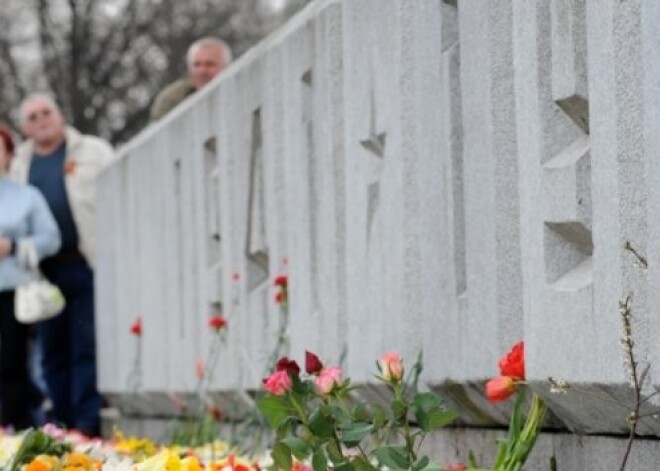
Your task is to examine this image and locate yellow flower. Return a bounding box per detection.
[25,455,59,471]
[113,430,157,458]
[134,450,182,471]
[181,456,203,471]
[63,452,92,468]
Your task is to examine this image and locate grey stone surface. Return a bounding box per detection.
[423,427,660,471]
[96,1,659,466]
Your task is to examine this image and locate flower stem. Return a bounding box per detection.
[289,395,309,426]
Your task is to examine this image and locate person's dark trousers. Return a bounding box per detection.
[38,258,102,436]
[0,290,43,430]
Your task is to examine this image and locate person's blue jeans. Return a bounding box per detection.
[39,258,102,436]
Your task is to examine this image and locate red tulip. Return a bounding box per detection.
[486,376,517,403]
[498,341,525,380]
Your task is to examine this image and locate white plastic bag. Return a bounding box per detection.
[15,279,65,324]
[13,239,65,324]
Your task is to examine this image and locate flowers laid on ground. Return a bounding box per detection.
[259,351,457,470]
[0,426,265,471]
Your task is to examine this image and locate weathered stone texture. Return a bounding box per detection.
[97,0,658,460]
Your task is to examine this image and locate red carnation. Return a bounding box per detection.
[274,274,288,287]
[130,317,142,337]
[209,314,228,331]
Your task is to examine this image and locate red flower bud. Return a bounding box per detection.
[209,314,228,331]
[130,317,142,336]
[379,352,404,382]
[485,376,517,403]
[196,358,205,381]
[274,274,288,287]
[209,406,223,422]
[275,356,300,376]
[305,351,323,375]
[498,341,525,380]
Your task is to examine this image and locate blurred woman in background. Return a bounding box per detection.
[0,126,60,429]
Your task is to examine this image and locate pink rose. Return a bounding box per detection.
[380,352,404,382]
[315,366,342,395]
[263,370,292,396]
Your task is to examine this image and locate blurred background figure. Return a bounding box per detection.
[0,0,310,144]
[150,37,233,121]
[11,94,114,437]
[0,126,60,430]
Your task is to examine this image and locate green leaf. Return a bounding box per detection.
[352,403,371,422]
[505,391,526,457]
[373,445,410,470]
[391,399,407,421]
[258,395,292,429]
[292,375,315,396]
[309,409,334,439]
[326,440,344,464]
[416,408,459,432]
[412,456,430,471]
[328,404,351,426]
[412,392,457,431]
[334,463,356,471]
[417,460,441,471]
[271,442,293,470]
[312,449,328,471]
[340,422,374,447]
[413,392,442,410]
[468,450,480,468]
[281,437,311,460]
[352,456,377,471]
[371,404,387,428]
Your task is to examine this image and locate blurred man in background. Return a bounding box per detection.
[150,37,233,121]
[11,93,115,437]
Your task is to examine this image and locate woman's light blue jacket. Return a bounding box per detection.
[0,176,61,292]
